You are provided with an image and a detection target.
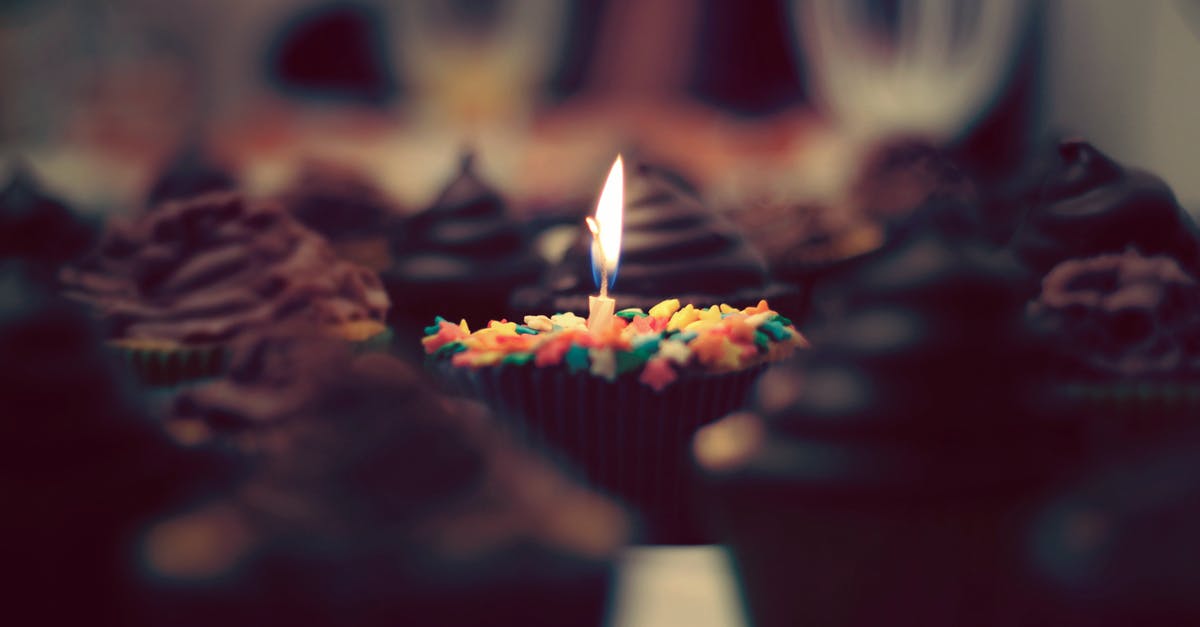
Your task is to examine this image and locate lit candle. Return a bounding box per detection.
[587,155,624,334]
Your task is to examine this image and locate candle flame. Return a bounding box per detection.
[590,155,624,291]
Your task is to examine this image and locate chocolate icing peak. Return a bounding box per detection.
[146,144,237,208]
[1040,140,1125,204]
[429,151,503,219]
[0,164,95,270]
[62,192,389,345]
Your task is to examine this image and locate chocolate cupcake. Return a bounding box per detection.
[61,192,390,386]
[1027,249,1200,444]
[137,350,630,627]
[384,152,541,329]
[280,159,403,272]
[0,261,234,626]
[0,163,97,279]
[694,231,1085,627]
[513,161,798,318]
[146,143,238,208]
[850,138,979,237]
[1010,140,1200,280]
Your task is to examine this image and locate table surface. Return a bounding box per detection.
[612,545,749,627]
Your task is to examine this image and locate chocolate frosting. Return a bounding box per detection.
[389,153,539,284]
[1028,249,1200,377]
[146,144,238,208]
[516,161,781,314]
[1010,140,1200,277]
[0,165,96,274]
[282,159,400,237]
[849,139,978,234]
[61,192,389,345]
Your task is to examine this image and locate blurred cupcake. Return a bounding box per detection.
[0,163,97,280]
[383,152,542,330]
[137,349,630,627]
[279,158,404,272]
[423,297,807,543]
[1010,140,1200,280]
[0,261,235,626]
[60,192,390,387]
[694,231,1081,627]
[1028,248,1200,445]
[145,143,238,208]
[513,160,799,319]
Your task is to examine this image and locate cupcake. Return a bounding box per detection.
[383,152,542,330]
[1027,248,1200,445]
[0,261,235,626]
[137,349,630,627]
[424,298,807,543]
[145,143,238,208]
[513,161,800,319]
[0,163,97,280]
[694,231,1084,627]
[60,191,390,387]
[279,158,404,272]
[1010,140,1200,280]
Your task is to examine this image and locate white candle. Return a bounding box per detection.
[587,155,624,334]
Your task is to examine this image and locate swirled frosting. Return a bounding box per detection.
[146,144,238,208]
[516,162,780,314]
[1011,140,1200,277]
[61,191,389,345]
[1028,249,1200,377]
[282,159,401,237]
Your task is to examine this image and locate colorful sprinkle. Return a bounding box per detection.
[424,300,806,390]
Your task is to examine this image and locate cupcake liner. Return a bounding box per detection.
[435,361,766,543]
[1055,380,1200,454]
[110,343,229,387]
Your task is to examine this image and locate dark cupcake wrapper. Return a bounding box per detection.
[113,326,394,390]
[434,360,767,543]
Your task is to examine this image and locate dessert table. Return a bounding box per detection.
[613,545,748,627]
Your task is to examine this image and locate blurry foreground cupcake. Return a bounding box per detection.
[424,297,806,543]
[137,349,630,627]
[383,152,541,330]
[694,232,1087,627]
[60,191,391,387]
[1,262,235,626]
[280,158,404,272]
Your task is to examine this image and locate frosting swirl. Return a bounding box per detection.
[389,153,539,284]
[61,192,389,345]
[146,144,238,208]
[1011,140,1200,277]
[520,162,776,313]
[282,159,400,237]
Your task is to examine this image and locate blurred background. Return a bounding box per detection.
[2,0,1197,217]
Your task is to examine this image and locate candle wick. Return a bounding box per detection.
[587,216,609,299]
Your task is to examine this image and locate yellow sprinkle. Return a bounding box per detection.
[698,305,723,322]
[719,304,738,314]
[649,299,681,318]
[472,351,505,366]
[684,319,721,333]
[667,304,700,331]
[459,319,470,334]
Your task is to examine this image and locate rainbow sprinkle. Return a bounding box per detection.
[422,299,807,391]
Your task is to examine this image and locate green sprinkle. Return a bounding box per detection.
[760,321,791,341]
[515,325,538,335]
[435,341,467,356]
[565,345,590,373]
[676,331,699,343]
[632,336,660,355]
[503,352,534,365]
[770,314,793,326]
[423,316,450,336]
[616,308,648,319]
[753,331,770,353]
[615,350,646,375]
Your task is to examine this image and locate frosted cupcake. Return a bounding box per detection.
[61,191,390,386]
[423,298,806,542]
